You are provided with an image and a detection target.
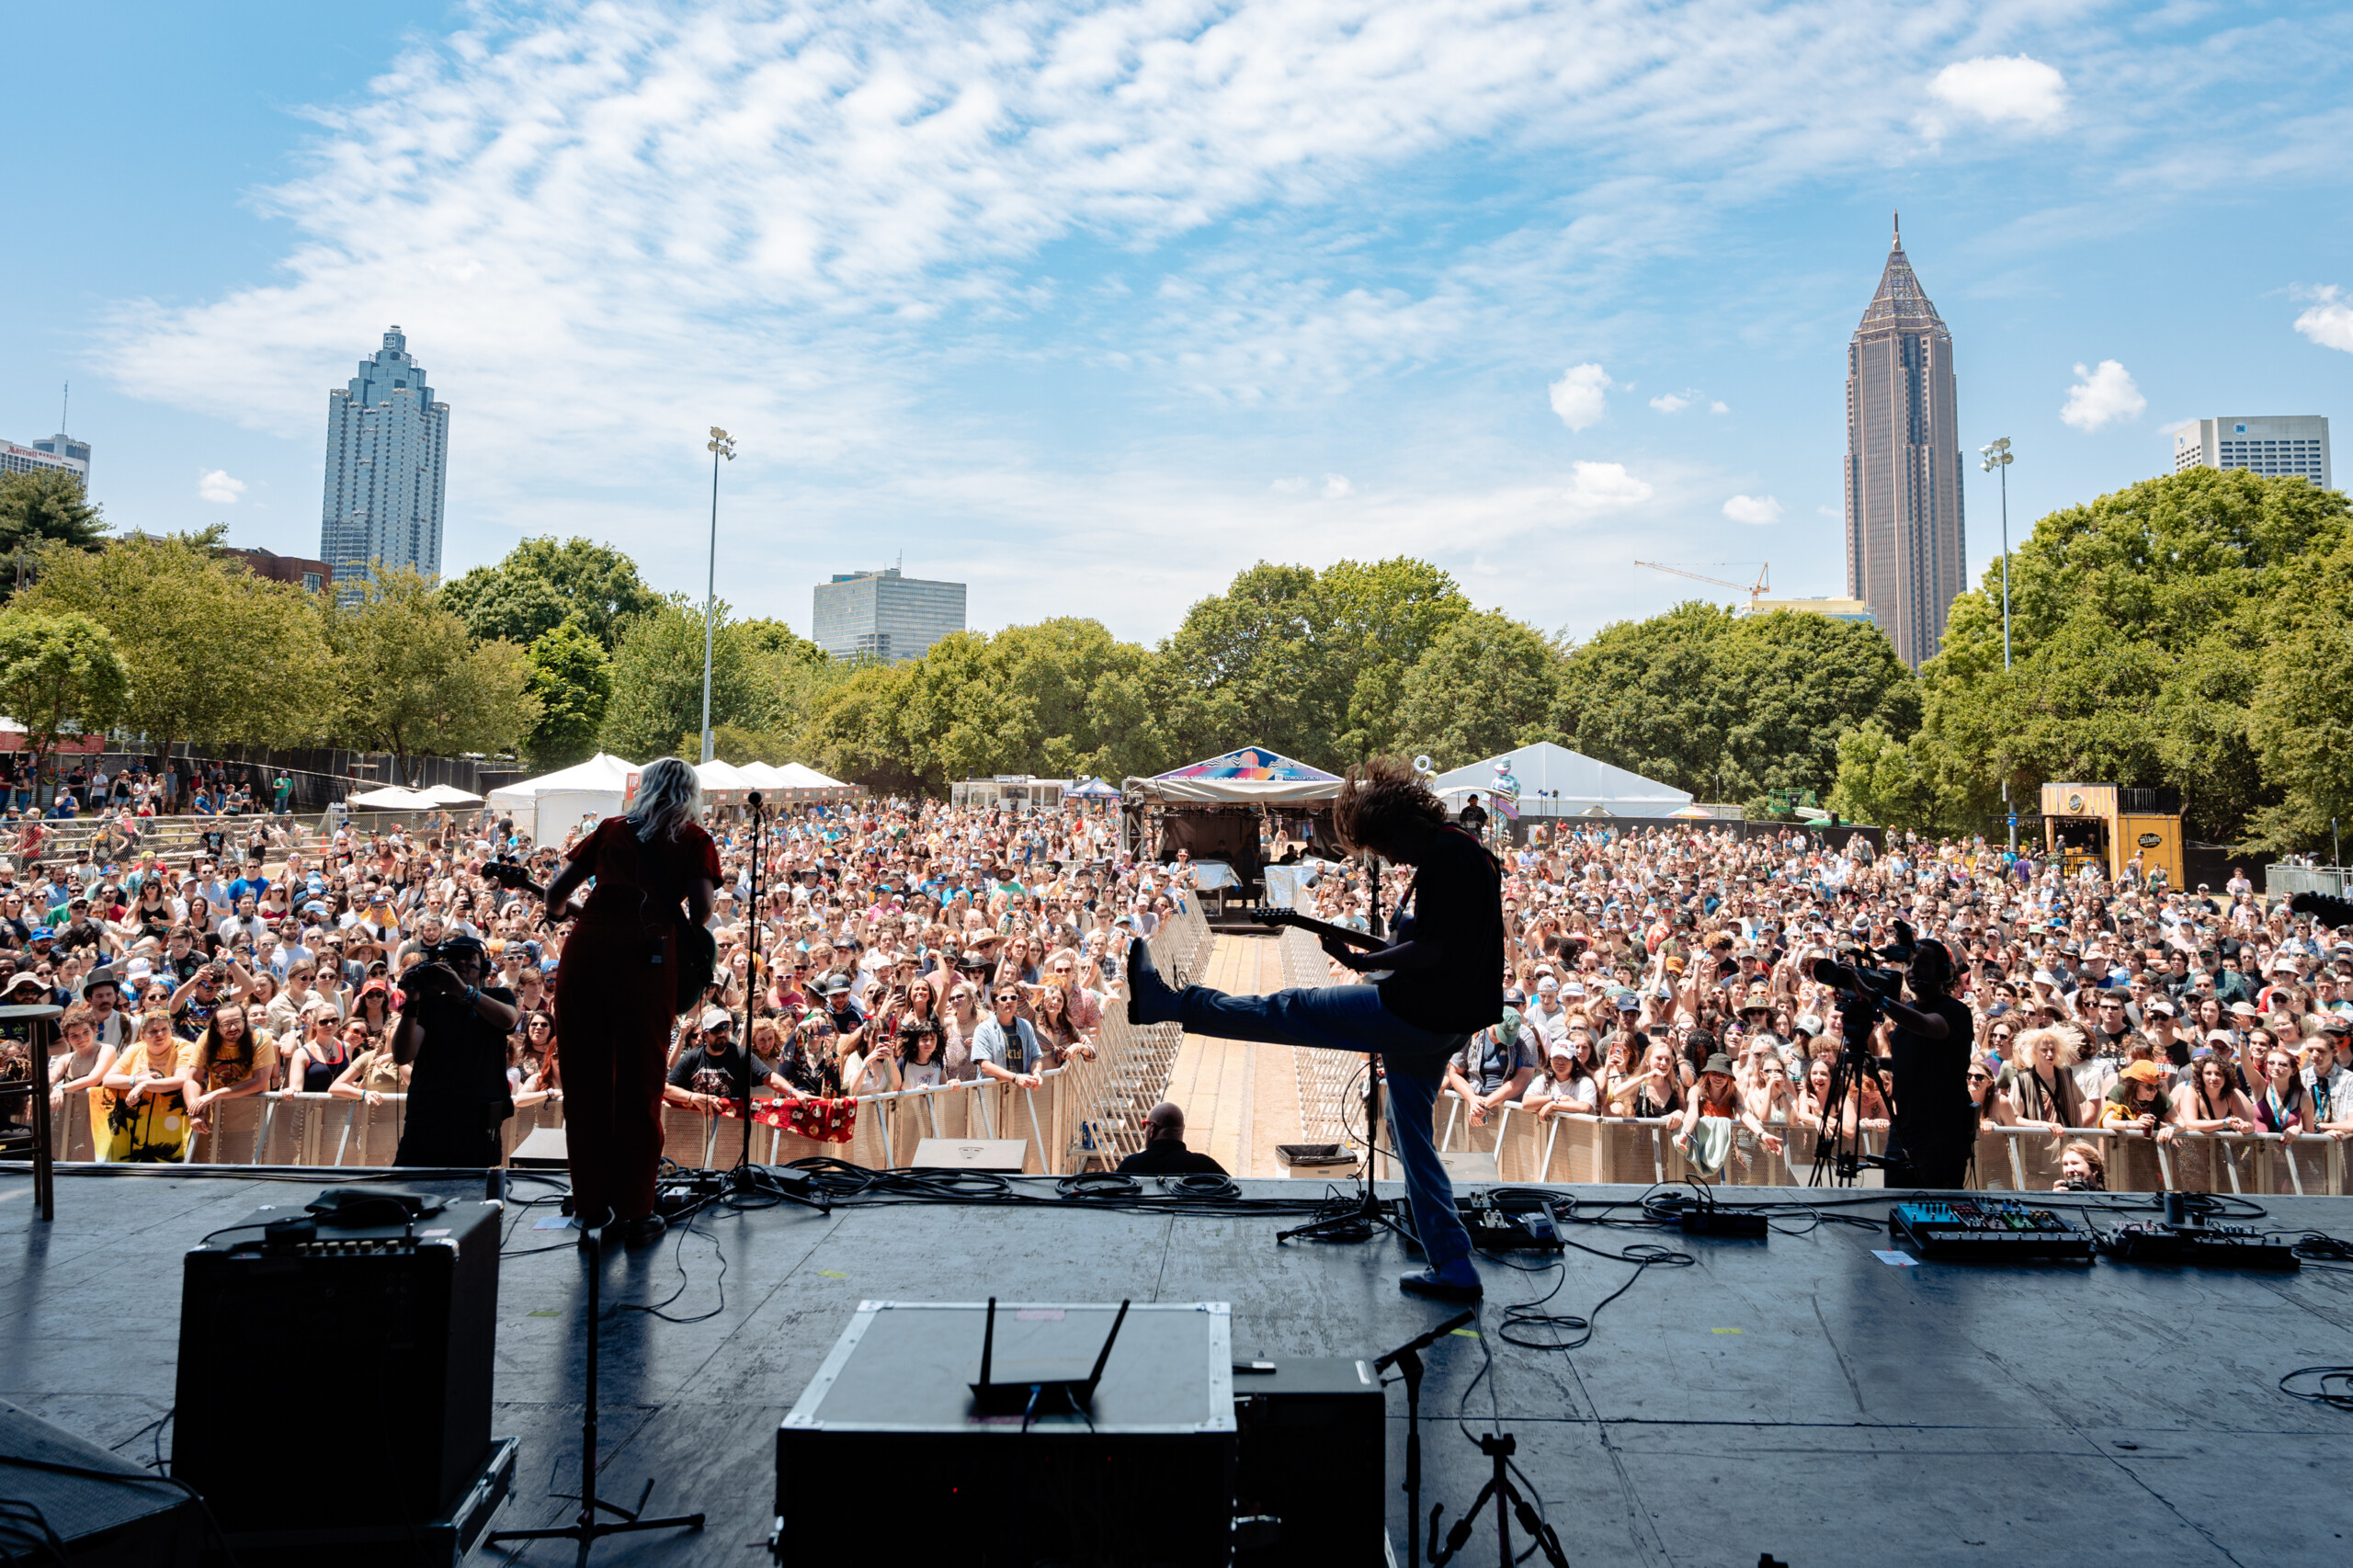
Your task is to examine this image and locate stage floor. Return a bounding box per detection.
[6,1169,2352,1566]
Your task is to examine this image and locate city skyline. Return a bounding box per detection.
[3,2,2349,649]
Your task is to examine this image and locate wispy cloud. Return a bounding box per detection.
[2060,359,2147,429]
[198,469,246,505]
[1722,494,1783,525]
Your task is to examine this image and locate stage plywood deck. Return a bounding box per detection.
[6,1168,2352,1566]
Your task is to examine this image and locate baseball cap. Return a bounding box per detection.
[2119,1061,2165,1084]
[2144,998,2176,1018]
[1536,976,1559,994]
[28,927,52,941]
[699,1006,733,1031]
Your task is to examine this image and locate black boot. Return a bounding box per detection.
[1125,940,1180,1027]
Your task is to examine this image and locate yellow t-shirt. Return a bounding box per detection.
[176,1032,280,1094]
[105,1037,190,1162]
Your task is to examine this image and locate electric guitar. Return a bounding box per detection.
[1245,905,1406,983]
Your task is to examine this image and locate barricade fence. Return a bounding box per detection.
[32,1076,2352,1194]
[1430,1092,2351,1197]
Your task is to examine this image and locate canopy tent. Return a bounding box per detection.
[1429,742,1690,820]
[347,785,439,810]
[1126,745,1343,806]
[484,752,641,845]
[694,758,756,802]
[773,762,847,790]
[735,761,791,790]
[416,783,483,806]
[1065,777,1120,799]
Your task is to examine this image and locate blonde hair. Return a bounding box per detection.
[2011,1027,2078,1068]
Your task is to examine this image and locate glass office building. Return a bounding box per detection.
[812,567,966,663]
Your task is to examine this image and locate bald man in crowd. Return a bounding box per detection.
[1115,1101,1228,1176]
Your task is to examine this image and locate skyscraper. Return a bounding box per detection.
[1843,218,1965,669]
[812,567,966,663]
[2171,415,2331,489]
[320,325,449,593]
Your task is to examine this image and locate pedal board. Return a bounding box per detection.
[656,1171,727,1218]
[1455,1190,1563,1252]
[1889,1199,2094,1261]
[2097,1221,2301,1270]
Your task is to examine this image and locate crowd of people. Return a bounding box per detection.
[1297,816,2353,1188]
[15,785,1182,1163]
[10,772,2353,1191]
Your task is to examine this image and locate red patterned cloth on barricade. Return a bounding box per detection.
[715,1096,858,1144]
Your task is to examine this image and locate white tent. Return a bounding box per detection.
[1430,742,1690,819]
[348,785,439,810]
[417,782,483,806]
[1126,745,1344,806]
[484,752,640,845]
[694,758,755,802]
[735,761,791,790]
[773,762,847,790]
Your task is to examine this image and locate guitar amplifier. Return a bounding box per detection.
[175,1196,506,1563]
[1231,1358,1385,1565]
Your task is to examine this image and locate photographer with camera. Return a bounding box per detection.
[385,932,518,1168]
[1812,923,1975,1188]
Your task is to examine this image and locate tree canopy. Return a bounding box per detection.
[1832,469,2352,847]
[440,536,664,650]
[327,567,540,784]
[0,608,129,792]
[0,470,108,601]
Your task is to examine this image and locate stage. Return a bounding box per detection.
[5,1168,2351,1566]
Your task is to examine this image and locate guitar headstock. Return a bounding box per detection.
[1245,905,1291,928]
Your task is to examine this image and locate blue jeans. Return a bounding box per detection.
[1177,982,1474,1271]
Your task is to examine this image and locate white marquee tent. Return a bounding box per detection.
[484,752,640,844]
[1429,741,1691,819]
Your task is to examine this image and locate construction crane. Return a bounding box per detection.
[1634,561,1770,602]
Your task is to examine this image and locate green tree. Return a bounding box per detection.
[1154,558,1471,767]
[1394,610,1559,766]
[598,596,761,760]
[0,608,130,801]
[1897,468,2349,843]
[522,617,613,769]
[23,529,333,763]
[0,470,109,602]
[327,567,540,783]
[801,660,923,794]
[1714,610,1918,805]
[1547,601,1737,797]
[439,536,663,650]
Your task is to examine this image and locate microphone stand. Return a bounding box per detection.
[735,790,765,1177]
[1277,853,1400,1246]
[1374,1306,1475,1568]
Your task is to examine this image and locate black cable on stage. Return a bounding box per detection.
[2279,1366,2353,1413]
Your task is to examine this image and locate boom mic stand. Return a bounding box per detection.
[485,1221,705,1564]
[1373,1306,1475,1568]
[1277,853,1405,1246]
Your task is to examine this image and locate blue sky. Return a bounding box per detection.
[6,0,2349,644]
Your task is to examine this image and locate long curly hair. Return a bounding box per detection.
[1333,756,1447,856]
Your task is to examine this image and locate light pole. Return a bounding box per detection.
[1980,437,2016,847]
[701,427,736,764]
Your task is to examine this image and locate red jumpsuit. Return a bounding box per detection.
[554,816,721,1221]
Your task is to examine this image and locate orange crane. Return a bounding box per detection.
[1634,561,1770,603]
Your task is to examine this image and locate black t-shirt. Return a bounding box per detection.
[1457,803,1488,835]
[1116,1138,1228,1176]
[395,983,517,1165]
[1379,825,1505,1038]
[1887,994,1975,1147]
[668,1042,755,1100]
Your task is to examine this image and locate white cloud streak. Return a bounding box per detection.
[198,469,246,505]
[1722,494,1783,525]
[2060,359,2146,429]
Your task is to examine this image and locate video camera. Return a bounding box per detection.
[1804,918,1919,1020]
[480,857,536,892]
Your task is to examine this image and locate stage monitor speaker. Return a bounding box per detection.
[909,1137,1029,1171]
[509,1125,570,1169]
[1232,1357,1385,1564]
[174,1196,508,1565]
[0,1398,199,1567]
[775,1301,1235,1566]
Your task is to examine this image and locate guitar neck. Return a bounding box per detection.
[1250,907,1388,951]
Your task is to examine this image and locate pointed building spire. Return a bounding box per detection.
[1858,219,1942,329]
[1893,210,1900,247]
